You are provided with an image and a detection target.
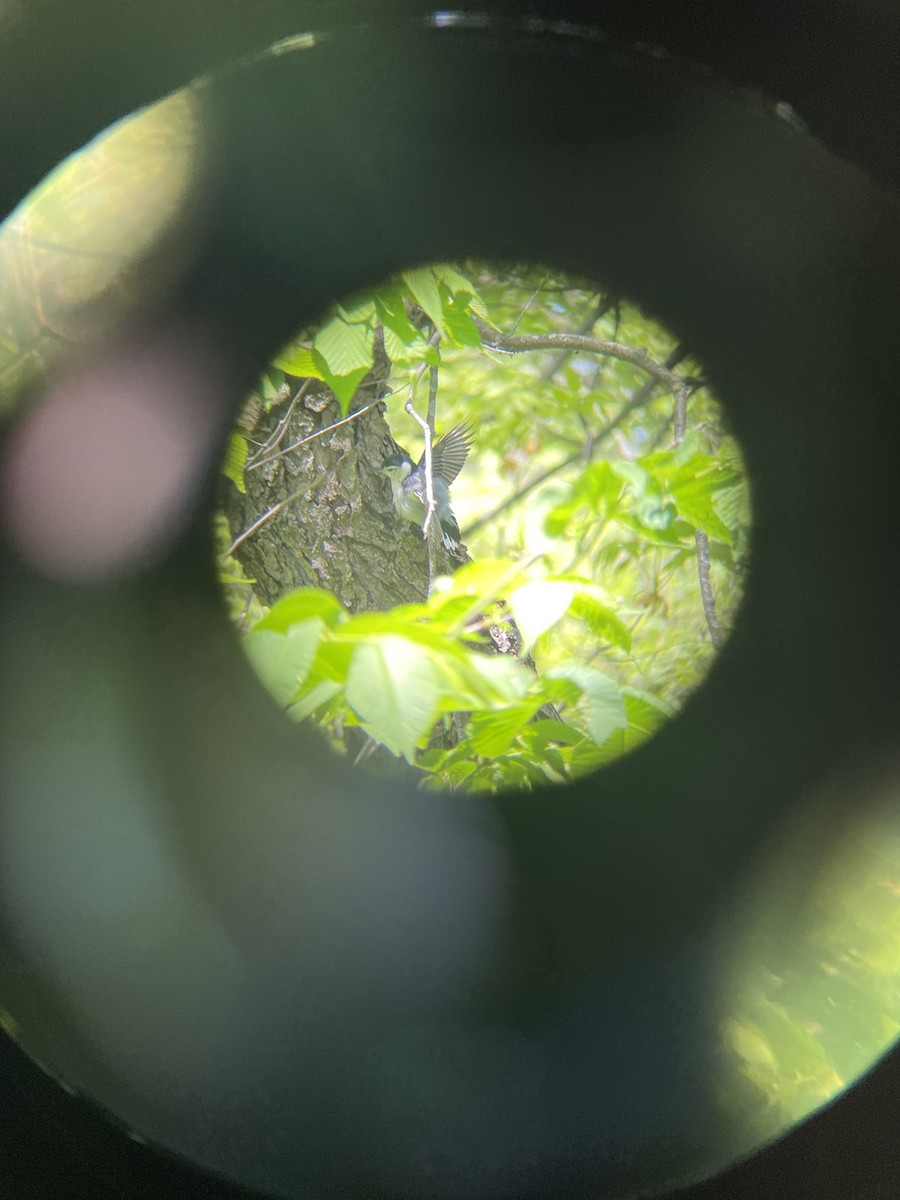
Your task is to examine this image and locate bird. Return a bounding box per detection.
[383,419,561,722]
[382,421,474,559]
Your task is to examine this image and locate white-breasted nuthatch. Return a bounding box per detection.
[382,421,474,558]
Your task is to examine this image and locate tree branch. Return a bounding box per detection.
[464,341,689,538]
[694,530,724,650]
[537,294,618,384]
[670,372,723,649]
[474,316,685,392]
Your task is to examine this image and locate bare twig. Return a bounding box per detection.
[673,379,688,445]
[670,372,722,649]
[463,342,689,538]
[404,398,437,593]
[427,361,439,435]
[510,272,550,334]
[246,379,311,466]
[694,530,724,649]
[224,479,320,558]
[247,396,385,472]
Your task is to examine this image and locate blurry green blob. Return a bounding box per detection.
[0,87,199,408]
[719,774,900,1140]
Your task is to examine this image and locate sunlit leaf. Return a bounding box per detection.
[273,343,325,379]
[313,314,375,376]
[544,664,627,746]
[338,296,377,323]
[222,431,249,494]
[508,580,575,651]
[431,263,480,298]
[322,364,372,413]
[442,298,484,348]
[567,586,632,650]
[287,678,342,721]
[403,266,444,330]
[468,702,541,756]
[243,620,323,707]
[254,587,346,633]
[346,636,441,761]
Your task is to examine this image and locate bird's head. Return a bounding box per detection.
[381,450,414,482]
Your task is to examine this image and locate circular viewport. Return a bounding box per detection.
[1,41,898,1191]
[216,261,752,792]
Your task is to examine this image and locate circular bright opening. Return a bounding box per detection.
[216,261,752,791]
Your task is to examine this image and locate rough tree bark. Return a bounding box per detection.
[221,339,462,613]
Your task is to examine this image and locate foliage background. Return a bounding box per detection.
[220,262,749,790]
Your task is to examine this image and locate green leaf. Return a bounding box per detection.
[669,475,733,543]
[524,719,585,748]
[567,586,632,650]
[623,685,675,725]
[222,431,249,494]
[375,290,424,349]
[612,459,652,495]
[430,264,478,298]
[287,678,343,721]
[442,298,484,349]
[403,267,444,330]
[254,587,346,633]
[643,452,742,544]
[324,365,373,414]
[261,367,289,400]
[545,460,624,535]
[313,640,356,683]
[430,265,490,319]
[714,480,752,542]
[273,343,325,379]
[346,636,441,761]
[615,513,693,547]
[468,702,541,757]
[565,687,672,771]
[430,558,527,627]
[508,580,575,651]
[313,315,375,376]
[544,664,627,746]
[243,621,323,707]
[338,296,377,323]
[432,648,531,712]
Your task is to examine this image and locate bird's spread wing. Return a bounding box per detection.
[421,421,475,487]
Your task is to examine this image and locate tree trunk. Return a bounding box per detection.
[221,346,462,613]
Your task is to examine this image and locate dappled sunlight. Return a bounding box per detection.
[219,262,751,792]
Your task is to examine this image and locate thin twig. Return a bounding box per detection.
[427,361,439,435]
[670,371,722,649]
[247,396,385,472]
[224,481,315,558]
[510,272,550,334]
[673,379,688,445]
[246,379,311,466]
[405,398,436,593]
[463,343,688,538]
[694,530,724,649]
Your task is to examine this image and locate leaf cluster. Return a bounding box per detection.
[242,561,673,792]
